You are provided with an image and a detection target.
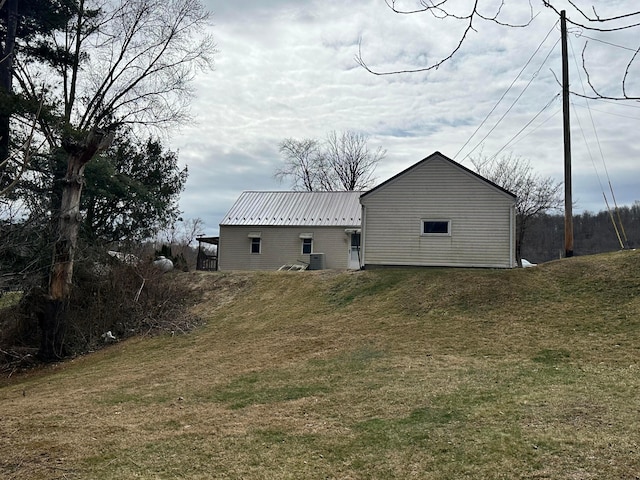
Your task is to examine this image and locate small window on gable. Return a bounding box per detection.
[301,237,312,254]
[422,220,451,236]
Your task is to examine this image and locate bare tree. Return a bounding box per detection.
[471,153,563,266]
[12,0,216,360]
[356,1,640,100]
[276,130,385,191]
[323,131,385,191]
[156,217,205,248]
[276,138,322,191]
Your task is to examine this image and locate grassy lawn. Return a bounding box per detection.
[1,251,639,479]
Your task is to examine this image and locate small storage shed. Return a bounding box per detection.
[360,152,517,269]
[218,191,363,271]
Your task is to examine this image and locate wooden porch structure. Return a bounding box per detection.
[196,236,218,271]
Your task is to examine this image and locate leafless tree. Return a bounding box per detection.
[156,217,205,248]
[471,153,563,266]
[356,1,640,100]
[276,138,322,191]
[276,131,385,191]
[323,131,385,191]
[11,0,215,360]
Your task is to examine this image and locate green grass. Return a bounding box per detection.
[1,251,640,479]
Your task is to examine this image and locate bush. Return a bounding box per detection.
[0,259,203,374]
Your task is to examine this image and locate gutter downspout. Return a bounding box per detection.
[510,203,516,268]
[360,204,366,270]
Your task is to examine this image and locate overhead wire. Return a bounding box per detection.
[502,107,561,149]
[569,99,624,248]
[591,97,640,110]
[458,35,560,163]
[569,33,628,247]
[572,32,639,53]
[486,92,561,162]
[453,19,559,162]
[572,103,640,121]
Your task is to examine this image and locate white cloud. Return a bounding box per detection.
[173,0,640,236]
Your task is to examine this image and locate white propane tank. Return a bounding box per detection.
[153,256,174,272]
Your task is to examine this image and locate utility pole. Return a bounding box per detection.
[561,10,574,257]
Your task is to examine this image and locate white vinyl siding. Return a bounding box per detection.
[219,226,353,270]
[361,155,516,268]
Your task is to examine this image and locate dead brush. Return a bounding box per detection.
[0,259,203,372]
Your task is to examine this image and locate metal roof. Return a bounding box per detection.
[220,191,362,227]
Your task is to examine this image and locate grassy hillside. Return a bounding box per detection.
[1,251,639,479]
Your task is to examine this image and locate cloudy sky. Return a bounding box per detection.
[169,0,639,237]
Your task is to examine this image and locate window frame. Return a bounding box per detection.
[301,237,313,255]
[421,219,451,237]
[250,237,261,254]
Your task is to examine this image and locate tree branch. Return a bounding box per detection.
[356,0,534,75]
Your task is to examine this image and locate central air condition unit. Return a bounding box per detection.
[309,253,325,270]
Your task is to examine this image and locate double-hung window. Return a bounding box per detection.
[302,238,313,254]
[251,237,261,254]
[300,233,313,254]
[248,232,261,254]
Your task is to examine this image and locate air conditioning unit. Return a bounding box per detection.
[309,253,325,270]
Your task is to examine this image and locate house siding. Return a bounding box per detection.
[360,155,516,268]
[218,225,353,271]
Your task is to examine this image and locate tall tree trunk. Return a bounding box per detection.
[38,129,114,361]
[0,0,18,162]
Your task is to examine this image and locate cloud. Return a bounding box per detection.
[173,0,640,236]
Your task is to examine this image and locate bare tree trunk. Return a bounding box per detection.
[38,129,114,361]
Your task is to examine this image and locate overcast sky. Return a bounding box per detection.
[169,0,640,237]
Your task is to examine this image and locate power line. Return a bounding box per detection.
[506,107,561,148]
[569,33,628,247]
[572,103,640,121]
[453,20,559,162]
[487,92,560,161]
[459,35,560,163]
[586,96,640,110]
[572,32,639,53]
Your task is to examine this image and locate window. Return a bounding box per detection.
[301,237,313,254]
[421,220,451,236]
[299,233,313,254]
[250,237,261,254]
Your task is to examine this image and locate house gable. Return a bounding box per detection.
[360,151,516,269]
[361,151,516,202]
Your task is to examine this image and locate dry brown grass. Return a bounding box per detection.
[1,251,640,479]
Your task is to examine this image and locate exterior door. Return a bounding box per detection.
[349,232,361,269]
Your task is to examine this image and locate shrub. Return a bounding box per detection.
[0,259,203,374]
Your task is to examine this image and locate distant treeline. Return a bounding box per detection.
[521,202,639,264]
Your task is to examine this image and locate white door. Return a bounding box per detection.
[349,232,361,269]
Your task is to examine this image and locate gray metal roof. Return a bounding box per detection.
[220,191,362,227]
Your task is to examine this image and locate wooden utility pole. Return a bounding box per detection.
[561,10,574,257]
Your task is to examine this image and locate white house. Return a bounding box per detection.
[359,151,517,269]
[218,191,362,271]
